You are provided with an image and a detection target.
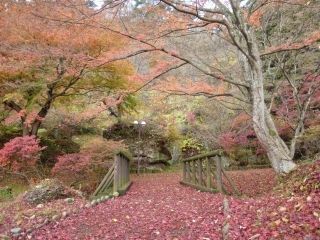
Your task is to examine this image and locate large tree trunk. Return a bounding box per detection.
[247,39,296,173]
[251,89,296,173]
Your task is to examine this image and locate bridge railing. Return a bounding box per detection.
[92,150,132,197]
[181,150,239,195]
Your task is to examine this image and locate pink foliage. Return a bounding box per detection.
[136,34,146,41]
[275,73,320,128]
[218,131,250,152]
[186,111,196,124]
[0,136,44,172]
[51,153,92,175]
[24,111,45,127]
[4,109,45,127]
[4,112,20,125]
[218,132,238,152]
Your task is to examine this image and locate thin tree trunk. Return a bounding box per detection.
[22,125,30,136]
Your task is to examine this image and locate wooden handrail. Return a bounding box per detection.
[92,150,132,197]
[182,150,223,162]
[180,150,239,196]
[92,164,115,196]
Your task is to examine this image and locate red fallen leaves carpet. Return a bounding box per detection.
[32,169,319,240]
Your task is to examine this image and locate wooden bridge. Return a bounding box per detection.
[93,149,238,197]
[92,150,132,197]
[181,150,239,195]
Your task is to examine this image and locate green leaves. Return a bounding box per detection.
[118,94,139,115]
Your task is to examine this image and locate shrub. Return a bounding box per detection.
[181,137,204,157]
[0,136,44,173]
[0,125,21,148]
[52,138,125,194]
[218,132,238,152]
[51,153,92,176]
[39,127,80,170]
[51,153,94,193]
[82,138,125,163]
[295,125,320,159]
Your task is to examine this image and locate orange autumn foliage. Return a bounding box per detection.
[153,77,227,97]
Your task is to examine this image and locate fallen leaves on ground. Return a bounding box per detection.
[30,166,319,240]
[1,164,319,239]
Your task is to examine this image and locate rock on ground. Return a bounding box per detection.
[23,179,71,205]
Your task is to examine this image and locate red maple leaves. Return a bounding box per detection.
[29,166,320,239]
[0,136,44,172]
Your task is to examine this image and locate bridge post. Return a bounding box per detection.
[215,156,223,193]
[192,161,197,184]
[183,162,186,181]
[186,162,190,181]
[93,150,132,197]
[113,154,121,193]
[198,159,202,185]
[206,157,212,188]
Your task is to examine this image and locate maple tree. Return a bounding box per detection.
[0,1,135,136]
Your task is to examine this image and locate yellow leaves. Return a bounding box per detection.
[270,211,278,216]
[274,219,281,226]
[227,55,237,66]
[281,217,289,223]
[107,61,135,77]
[294,202,303,212]
[272,216,290,227]
[3,92,24,104]
[0,71,35,84]
[166,123,182,142]
[78,61,135,91]
[278,206,287,212]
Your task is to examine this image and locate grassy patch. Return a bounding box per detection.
[0,187,12,201]
[0,181,29,203]
[163,162,183,172]
[72,134,102,149]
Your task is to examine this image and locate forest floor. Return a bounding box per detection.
[1,164,319,240]
[32,165,319,240]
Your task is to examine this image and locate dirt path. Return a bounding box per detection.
[32,170,319,240]
[33,173,231,239]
